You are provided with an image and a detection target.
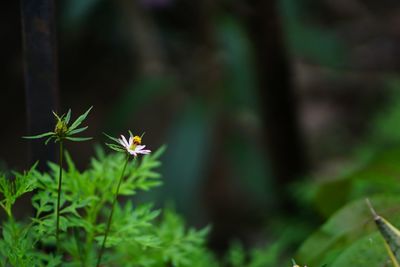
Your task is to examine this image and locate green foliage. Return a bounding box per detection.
[13,90,400,266]
[279,0,348,68]
[0,164,38,217]
[225,241,289,267]
[329,232,389,267]
[224,222,311,267]
[296,196,400,266]
[217,15,257,111]
[368,79,400,146]
[0,146,222,266]
[292,83,400,267]
[366,200,400,265]
[161,102,214,218]
[312,145,400,217]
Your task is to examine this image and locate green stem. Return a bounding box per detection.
[96,153,130,267]
[56,141,64,252]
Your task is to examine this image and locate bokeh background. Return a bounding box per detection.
[2,0,400,257]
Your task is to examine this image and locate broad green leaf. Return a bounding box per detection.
[330,232,388,267]
[368,200,400,262]
[296,196,400,266]
[314,146,400,217]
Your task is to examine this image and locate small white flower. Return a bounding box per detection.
[118,134,151,156]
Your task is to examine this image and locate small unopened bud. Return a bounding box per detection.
[55,120,68,138]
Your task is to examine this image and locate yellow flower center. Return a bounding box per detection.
[129,136,142,150]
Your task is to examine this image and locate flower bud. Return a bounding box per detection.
[55,119,68,138]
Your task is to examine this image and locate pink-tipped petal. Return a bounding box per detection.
[136,145,146,150]
[138,149,151,154]
[128,150,137,156]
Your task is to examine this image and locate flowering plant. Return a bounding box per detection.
[23,106,93,144]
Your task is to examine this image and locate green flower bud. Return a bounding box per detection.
[54,119,68,138]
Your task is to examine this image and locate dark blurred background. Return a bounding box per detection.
[2,0,400,255]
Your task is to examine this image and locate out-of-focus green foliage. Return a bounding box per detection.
[295,82,400,267]
[306,80,400,217]
[329,232,389,267]
[280,0,348,67]
[368,79,400,146]
[297,199,400,267]
[297,196,400,266]
[160,102,215,219]
[224,219,312,267]
[217,15,257,111]
[312,146,400,217]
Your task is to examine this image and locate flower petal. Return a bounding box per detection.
[118,138,126,147]
[135,145,146,150]
[137,149,151,154]
[120,135,129,147]
[128,150,137,156]
[128,136,134,146]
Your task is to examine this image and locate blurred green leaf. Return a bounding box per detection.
[161,102,214,219]
[330,233,388,267]
[297,196,400,266]
[227,133,274,206]
[314,146,400,217]
[280,0,347,68]
[217,16,257,111]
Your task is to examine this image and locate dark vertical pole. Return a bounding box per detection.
[21,0,59,168]
[245,0,308,210]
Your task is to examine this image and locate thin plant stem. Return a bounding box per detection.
[56,140,64,251]
[96,153,130,267]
